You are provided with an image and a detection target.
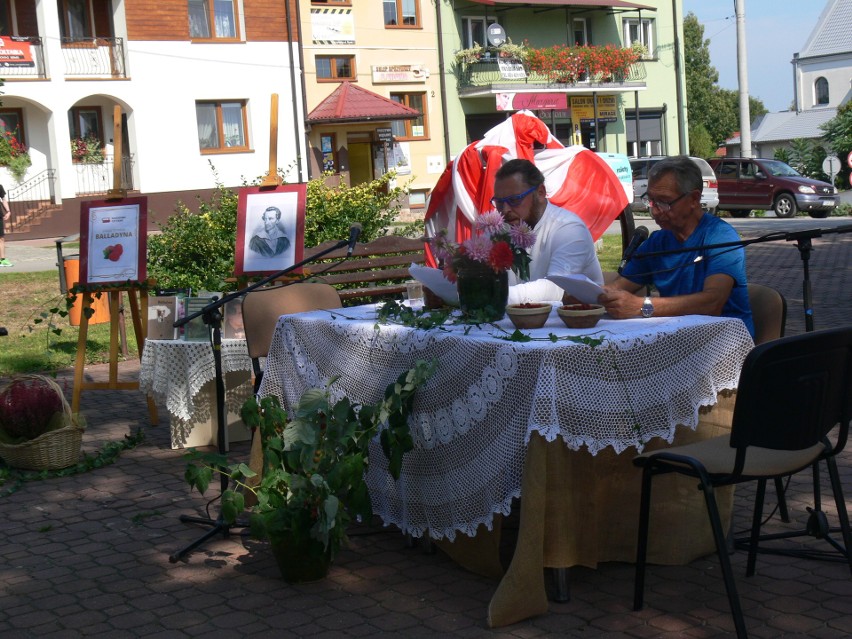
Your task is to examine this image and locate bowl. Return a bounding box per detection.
[506,303,552,330]
[557,303,605,329]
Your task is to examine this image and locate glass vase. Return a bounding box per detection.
[456,262,509,321]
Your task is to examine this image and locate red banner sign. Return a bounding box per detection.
[0,37,34,67]
[496,93,568,112]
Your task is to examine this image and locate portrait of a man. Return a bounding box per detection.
[235,185,306,277]
[249,206,291,257]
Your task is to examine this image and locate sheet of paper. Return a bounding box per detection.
[546,274,605,304]
[408,263,459,306]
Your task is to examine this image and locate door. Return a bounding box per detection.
[348,142,372,185]
[738,160,772,208]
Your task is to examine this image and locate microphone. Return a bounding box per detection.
[346,223,362,257]
[618,226,649,275]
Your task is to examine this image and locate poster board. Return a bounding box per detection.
[78,197,147,286]
[235,185,305,277]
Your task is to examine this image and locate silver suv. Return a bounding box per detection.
[630,156,720,214]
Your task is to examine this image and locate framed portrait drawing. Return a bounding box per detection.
[78,197,147,286]
[235,185,306,277]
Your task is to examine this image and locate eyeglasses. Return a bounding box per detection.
[640,191,691,213]
[490,185,537,210]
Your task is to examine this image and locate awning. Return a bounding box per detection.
[465,0,656,10]
[307,82,420,125]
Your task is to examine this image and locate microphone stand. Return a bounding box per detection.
[631,224,852,333]
[168,234,356,563]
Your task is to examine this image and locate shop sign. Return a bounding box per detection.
[372,64,429,83]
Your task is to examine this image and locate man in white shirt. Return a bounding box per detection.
[492,159,603,304]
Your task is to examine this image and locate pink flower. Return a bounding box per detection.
[474,210,506,236]
[462,233,493,262]
[509,221,536,250]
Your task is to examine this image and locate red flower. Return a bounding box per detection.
[488,241,514,271]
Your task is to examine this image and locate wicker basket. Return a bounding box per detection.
[0,375,84,471]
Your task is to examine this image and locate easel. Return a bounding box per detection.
[259,93,284,189]
[71,105,158,425]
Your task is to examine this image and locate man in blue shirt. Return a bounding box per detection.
[599,156,754,337]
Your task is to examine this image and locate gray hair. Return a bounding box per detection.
[648,156,703,195]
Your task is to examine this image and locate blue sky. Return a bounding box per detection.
[681,0,828,112]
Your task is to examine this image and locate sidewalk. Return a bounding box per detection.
[1,237,65,274]
[1,228,850,638]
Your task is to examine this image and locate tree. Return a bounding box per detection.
[820,101,852,187]
[688,123,716,158]
[684,14,768,150]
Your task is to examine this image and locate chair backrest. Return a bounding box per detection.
[241,282,342,361]
[747,283,786,345]
[731,327,852,454]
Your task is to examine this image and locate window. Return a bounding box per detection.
[320,133,338,173]
[390,92,427,140]
[0,109,25,146]
[196,100,249,152]
[815,77,829,105]
[188,0,239,40]
[59,0,92,39]
[572,18,588,46]
[69,106,102,141]
[316,55,355,81]
[384,0,419,28]
[462,16,496,48]
[623,18,653,54]
[0,0,12,36]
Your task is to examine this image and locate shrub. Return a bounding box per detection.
[147,169,410,292]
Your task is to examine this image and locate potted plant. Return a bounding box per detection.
[430,210,536,321]
[453,42,483,66]
[183,360,435,582]
[0,374,85,470]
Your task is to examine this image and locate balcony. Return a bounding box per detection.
[457,57,647,96]
[61,37,127,79]
[74,154,135,195]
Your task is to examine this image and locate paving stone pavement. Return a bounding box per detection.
[1,228,850,638]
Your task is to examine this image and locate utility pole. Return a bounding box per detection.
[735,0,752,157]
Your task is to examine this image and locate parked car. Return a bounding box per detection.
[707,157,838,219]
[629,156,719,214]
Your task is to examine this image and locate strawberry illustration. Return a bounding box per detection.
[103,243,124,262]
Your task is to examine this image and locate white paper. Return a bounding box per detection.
[546,274,605,304]
[408,263,459,306]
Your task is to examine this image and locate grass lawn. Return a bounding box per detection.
[0,270,141,376]
[0,234,625,376]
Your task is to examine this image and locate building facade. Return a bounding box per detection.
[299,0,447,211]
[440,0,685,159]
[0,0,305,237]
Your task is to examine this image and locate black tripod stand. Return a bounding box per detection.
[168,226,361,563]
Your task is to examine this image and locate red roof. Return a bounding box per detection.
[307,82,420,124]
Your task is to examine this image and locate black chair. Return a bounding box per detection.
[633,327,852,639]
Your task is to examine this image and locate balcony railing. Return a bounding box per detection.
[457,57,647,91]
[61,37,127,78]
[7,169,57,233]
[0,37,47,79]
[74,154,135,195]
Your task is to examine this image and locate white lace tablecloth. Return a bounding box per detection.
[259,304,754,540]
[140,339,253,448]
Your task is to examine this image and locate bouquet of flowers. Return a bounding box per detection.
[431,211,536,283]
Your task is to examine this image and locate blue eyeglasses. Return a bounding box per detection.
[490,185,537,210]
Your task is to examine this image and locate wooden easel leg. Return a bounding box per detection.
[108,291,120,385]
[71,293,93,414]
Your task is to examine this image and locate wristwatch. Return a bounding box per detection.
[640,296,654,318]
